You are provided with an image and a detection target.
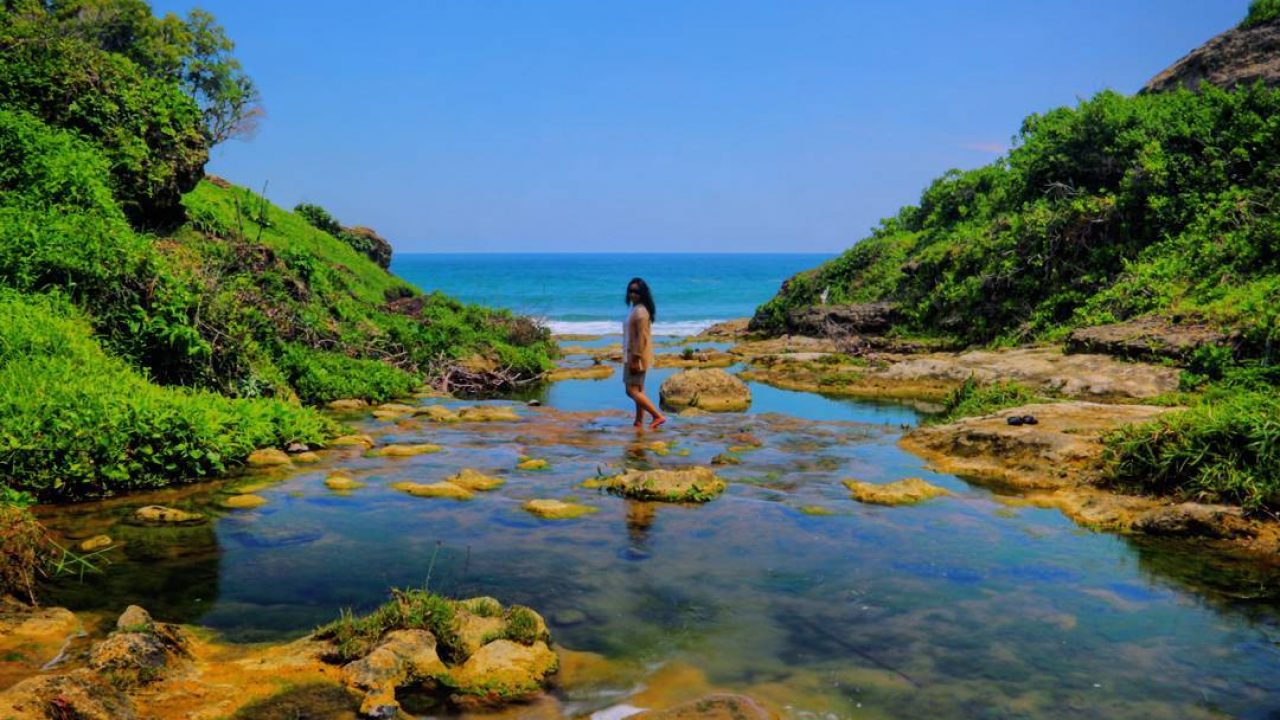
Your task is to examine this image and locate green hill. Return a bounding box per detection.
[0,2,552,502]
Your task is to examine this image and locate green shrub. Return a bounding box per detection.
[1103,390,1280,509]
[1242,0,1280,28]
[0,292,337,500]
[0,505,52,604]
[315,588,459,663]
[277,344,418,405]
[294,202,343,236]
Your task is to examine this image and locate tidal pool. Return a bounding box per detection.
[34,370,1280,719]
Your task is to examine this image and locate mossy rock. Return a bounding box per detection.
[415,405,461,422]
[324,473,365,491]
[458,406,521,422]
[659,369,751,412]
[447,468,504,491]
[223,494,268,509]
[246,448,292,467]
[391,481,472,500]
[522,499,597,519]
[368,443,443,458]
[843,477,949,506]
[602,467,726,503]
[516,458,549,471]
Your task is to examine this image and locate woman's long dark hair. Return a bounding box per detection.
[625,277,656,321]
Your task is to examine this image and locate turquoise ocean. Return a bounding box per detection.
[391,253,833,335]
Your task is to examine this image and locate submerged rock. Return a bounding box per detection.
[603,467,726,503]
[130,505,205,525]
[293,451,321,463]
[458,405,521,422]
[516,457,550,471]
[631,693,776,720]
[223,494,268,510]
[660,369,751,412]
[324,472,365,491]
[79,535,113,552]
[368,443,443,458]
[331,434,376,448]
[391,481,472,500]
[523,499,598,519]
[414,404,460,422]
[246,448,292,467]
[844,478,949,506]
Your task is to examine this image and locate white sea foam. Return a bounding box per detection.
[547,319,724,337]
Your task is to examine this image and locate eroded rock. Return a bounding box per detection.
[89,606,190,684]
[342,629,445,719]
[446,639,558,708]
[0,669,137,720]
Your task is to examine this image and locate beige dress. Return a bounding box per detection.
[622,305,654,386]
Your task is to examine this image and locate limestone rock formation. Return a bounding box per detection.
[660,369,751,412]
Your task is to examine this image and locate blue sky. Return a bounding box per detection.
[153,1,1248,253]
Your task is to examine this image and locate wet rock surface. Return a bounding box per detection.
[631,693,777,720]
[844,477,950,506]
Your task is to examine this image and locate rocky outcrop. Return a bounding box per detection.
[782,302,899,337]
[1066,317,1232,362]
[0,670,138,720]
[602,467,726,503]
[660,369,751,412]
[341,629,445,718]
[900,402,1175,490]
[341,225,393,269]
[1143,16,1280,93]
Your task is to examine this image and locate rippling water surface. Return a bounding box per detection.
[36,340,1280,719]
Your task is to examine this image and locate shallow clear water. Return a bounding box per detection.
[35,344,1280,718]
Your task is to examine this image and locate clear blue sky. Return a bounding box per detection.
[152,1,1248,253]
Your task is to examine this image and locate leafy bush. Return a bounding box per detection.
[1242,0,1280,28]
[294,202,343,236]
[1103,390,1280,509]
[277,344,418,405]
[0,292,337,500]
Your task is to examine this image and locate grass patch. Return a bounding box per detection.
[934,376,1046,423]
[314,588,460,663]
[1103,388,1280,510]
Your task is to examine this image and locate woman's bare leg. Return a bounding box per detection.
[627,385,665,429]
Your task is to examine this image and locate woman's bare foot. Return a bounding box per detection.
[650,415,667,430]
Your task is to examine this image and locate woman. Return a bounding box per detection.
[623,277,666,430]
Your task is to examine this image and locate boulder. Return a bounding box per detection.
[603,467,726,503]
[89,606,190,683]
[843,478,949,506]
[342,225,394,269]
[447,468,505,491]
[367,443,442,458]
[246,448,292,467]
[447,639,558,708]
[660,369,751,412]
[326,398,369,411]
[523,499,598,519]
[391,481,472,500]
[130,505,205,525]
